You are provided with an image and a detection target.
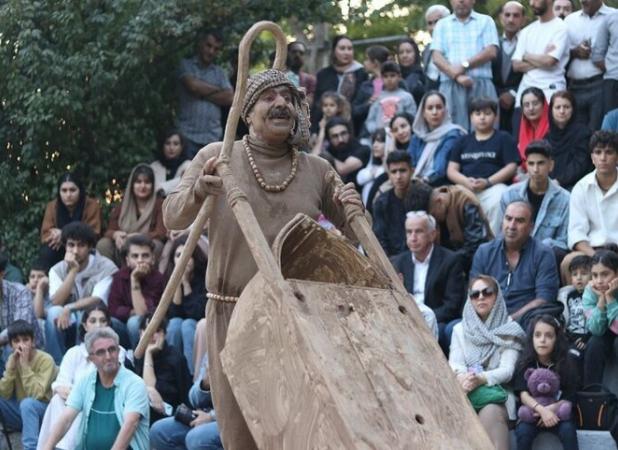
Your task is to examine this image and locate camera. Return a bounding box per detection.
[174,403,196,426]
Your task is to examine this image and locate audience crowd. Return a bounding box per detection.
[1,1,618,448]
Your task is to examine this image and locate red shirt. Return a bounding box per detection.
[108,266,165,321]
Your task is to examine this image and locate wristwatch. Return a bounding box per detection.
[462,60,470,70]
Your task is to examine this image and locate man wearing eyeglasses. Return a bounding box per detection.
[42,327,150,450]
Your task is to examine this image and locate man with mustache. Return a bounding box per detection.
[163,69,363,449]
[323,116,370,190]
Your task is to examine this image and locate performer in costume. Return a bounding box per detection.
[163,69,364,449]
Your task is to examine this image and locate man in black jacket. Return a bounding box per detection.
[390,211,465,354]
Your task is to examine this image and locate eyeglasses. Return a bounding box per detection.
[91,345,119,357]
[469,287,495,300]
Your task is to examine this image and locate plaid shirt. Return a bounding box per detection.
[0,280,43,346]
[431,11,499,81]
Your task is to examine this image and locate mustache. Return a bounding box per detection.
[268,106,295,120]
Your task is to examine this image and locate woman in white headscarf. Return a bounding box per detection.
[408,90,465,186]
[449,275,526,450]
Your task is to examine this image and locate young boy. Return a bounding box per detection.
[364,61,417,135]
[447,97,520,234]
[0,320,57,450]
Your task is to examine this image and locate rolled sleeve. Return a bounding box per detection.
[91,276,113,303]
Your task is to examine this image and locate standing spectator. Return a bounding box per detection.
[518,87,549,167]
[285,41,316,106]
[0,320,56,450]
[313,35,368,134]
[357,129,387,205]
[322,117,370,190]
[396,37,426,105]
[150,129,191,197]
[553,0,574,18]
[500,140,570,261]
[546,91,592,190]
[512,0,569,106]
[592,6,618,117]
[492,1,525,134]
[565,0,615,131]
[422,5,451,91]
[108,234,165,349]
[352,45,391,132]
[41,327,149,450]
[96,163,167,266]
[39,172,101,269]
[447,97,520,234]
[46,223,117,364]
[176,29,233,158]
[409,90,466,187]
[431,0,499,129]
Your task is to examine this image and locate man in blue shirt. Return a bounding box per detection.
[471,201,559,325]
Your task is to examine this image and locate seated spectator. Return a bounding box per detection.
[582,249,618,385]
[396,37,426,106]
[41,327,149,450]
[0,254,44,366]
[311,91,351,154]
[96,163,167,266]
[108,234,165,349]
[546,91,592,191]
[164,236,207,375]
[352,45,391,131]
[389,112,414,151]
[373,150,413,256]
[27,260,49,326]
[517,87,549,168]
[558,254,592,380]
[513,315,578,450]
[429,185,493,270]
[149,355,222,450]
[0,320,56,450]
[357,129,387,205]
[447,97,520,234]
[46,222,117,363]
[322,117,370,190]
[134,314,191,424]
[602,107,618,131]
[471,201,560,329]
[390,211,465,353]
[364,62,417,136]
[39,172,101,269]
[449,276,525,450]
[410,90,466,187]
[37,302,127,450]
[0,238,23,283]
[500,140,570,262]
[150,129,191,197]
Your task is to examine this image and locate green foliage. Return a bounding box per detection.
[0,0,335,269]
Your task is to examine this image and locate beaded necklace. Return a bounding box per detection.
[243,136,299,192]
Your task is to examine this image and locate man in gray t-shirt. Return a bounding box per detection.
[177,29,234,157]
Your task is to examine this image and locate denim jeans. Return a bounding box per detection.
[44,305,81,364]
[515,420,579,450]
[150,416,222,450]
[584,331,618,385]
[167,318,198,374]
[0,397,48,450]
[111,315,144,350]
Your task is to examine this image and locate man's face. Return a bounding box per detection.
[553,0,573,18]
[89,337,120,376]
[198,34,223,66]
[10,334,33,354]
[387,161,412,195]
[530,0,549,17]
[581,0,602,16]
[426,12,443,35]
[247,85,296,145]
[287,43,306,71]
[382,72,401,91]
[526,153,553,183]
[500,3,525,34]
[327,124,351,151]
[591,145,618,177]
[65,239,91,267]
[450,0,475,18]
[28,269,46,291]
[126,244,154,271]
[502,203,533,248]
[405,216,435,255]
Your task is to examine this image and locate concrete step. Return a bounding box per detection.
[510,429,616,450]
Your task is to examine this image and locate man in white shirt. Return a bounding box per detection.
[390,211,465,353]
[512,0,569,106]
[565,0,616,130]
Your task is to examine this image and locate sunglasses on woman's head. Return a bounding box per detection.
[469,287,495,300]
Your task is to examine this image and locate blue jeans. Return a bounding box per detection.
[438,319,460,356]
[167,318,197,374]
[150,417,222,450]
[44,306,81,364]
[111,316,143,350]
[0,397,48,450]
[515,420,579,450]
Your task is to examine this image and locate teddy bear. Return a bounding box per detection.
[518,367,572,423]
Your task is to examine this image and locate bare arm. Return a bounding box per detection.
[447,161,473,187]
[42,407,80,450]
[488,162,517,185]
[510,299,547,321]
[512,59,535,73]
[521,52,558,69]
[574,241,596,257]
[181,76,233,106]
[432,50,461,80]
[110,411,141,450]
[468,45,498,68]
[51,268,78,305]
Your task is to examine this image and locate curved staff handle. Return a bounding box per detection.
[135,21,288,359]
